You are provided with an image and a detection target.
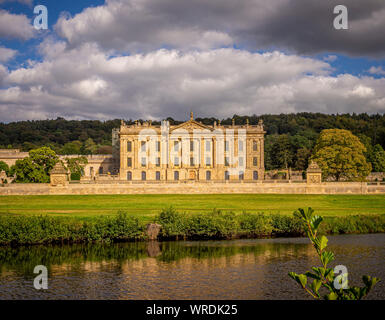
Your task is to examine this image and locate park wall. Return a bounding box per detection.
[1,181,385,195]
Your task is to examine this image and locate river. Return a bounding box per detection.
[0,233,384,299]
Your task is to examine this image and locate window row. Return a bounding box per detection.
[127,156,258,167]
[126,170,259,181]
[126,140,259,153]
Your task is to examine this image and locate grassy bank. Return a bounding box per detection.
[1,194,385,221]
[1,209,384,245]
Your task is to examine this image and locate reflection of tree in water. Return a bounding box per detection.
[0,240,312,277]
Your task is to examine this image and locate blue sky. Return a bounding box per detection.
[0,0,384,122]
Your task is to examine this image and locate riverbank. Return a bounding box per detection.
[1,209,384,245]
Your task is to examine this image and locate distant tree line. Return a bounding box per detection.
[1,113,385,172]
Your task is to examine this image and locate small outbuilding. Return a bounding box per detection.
[50,161,69,186]
[306,161,322,184]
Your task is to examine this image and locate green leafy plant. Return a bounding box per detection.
[289,207,380,300]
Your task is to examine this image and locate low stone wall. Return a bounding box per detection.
[1,181,385,195]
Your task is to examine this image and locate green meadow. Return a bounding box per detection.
[0,194,384,222]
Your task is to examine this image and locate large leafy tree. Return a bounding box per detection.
[0,161,10,175]
[369,144,385,172]
[11,147,58,183]
[311,129,371,181]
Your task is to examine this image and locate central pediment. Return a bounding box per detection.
[170,120,212,132]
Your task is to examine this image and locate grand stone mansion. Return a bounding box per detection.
[117,113,265,181]
[0,113,266,182]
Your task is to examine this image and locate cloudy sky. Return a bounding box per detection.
[0,0,384,122]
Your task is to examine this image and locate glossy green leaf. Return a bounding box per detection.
[325,292,338,300]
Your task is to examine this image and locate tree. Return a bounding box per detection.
[311,129,371,181]
[11,158,49,183]
[369,144,385,172]
[11,147,58,183]
[65,156,88,180]
[295,148,311,171]
[83,138,97,155]
[0,161,10,175]
[60,141,83,155]
[270,134,294,169]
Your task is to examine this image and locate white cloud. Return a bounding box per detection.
[323,55,337,62]
[0,9,34,40]
[54,0,385,56]
[368,66,385,76]
[0,46,17,62]
[0,45,384,122]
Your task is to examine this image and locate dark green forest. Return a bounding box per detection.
[1,113,385,171]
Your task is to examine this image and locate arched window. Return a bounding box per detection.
[127,171,132,181]
[253,171,258,180]
[141,171,146,181]
[174,171,179,181]
[225,171,230,180]
[239,171,244,180]
[206,171,211,180]
[156,171,161,180]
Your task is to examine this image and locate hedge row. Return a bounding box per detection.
[0,209,384,245]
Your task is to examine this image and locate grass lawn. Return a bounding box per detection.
[0,194,384,222]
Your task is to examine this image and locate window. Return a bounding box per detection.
[239,172,244,180]
[174,171,179,181]
[205,140,211,152]
[253,140,258,151]
[99,167,103,174]
[141,141,146,152]
[239,140,243,152]
[156,157,160,167]
[156,171,161,180]
[225,141,229,152]
[225,157,230,167]
[190,140,194,151]
[205,157,211,166]
[225,171,230,180]
[127,157,132,167]
[174,141,179,151]
[253,171,258,180]
[127,171,132,180]
[253,157,258,166]
[238,157,244,167]
[127,141,132,152]
[190,157,195,166]
[141,171,146,181]
[156,141,160,152]
[174,156,179,166]
[206,171,211,180]
[141,157,146,167]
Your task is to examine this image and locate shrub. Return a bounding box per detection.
[238,212,273,236]
[157,207,188,238]
[289,208,380,300]
[271,214,305,236]
[187,210,238,239]
[0,212,145,245]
